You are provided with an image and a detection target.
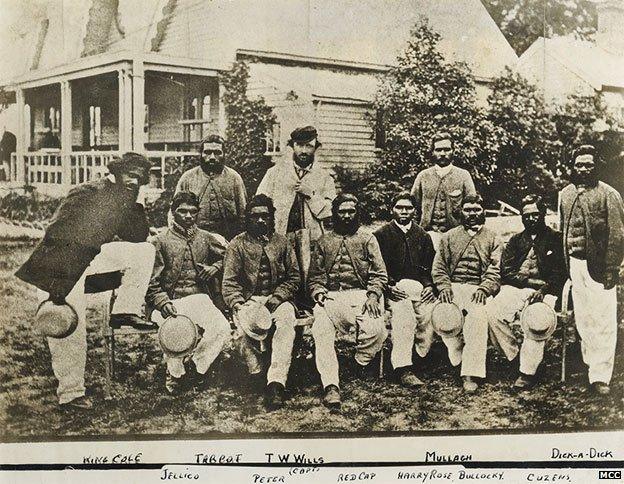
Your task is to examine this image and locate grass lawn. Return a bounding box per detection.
[1,237,623,440]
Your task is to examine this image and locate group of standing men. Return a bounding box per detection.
[16,126,624,412]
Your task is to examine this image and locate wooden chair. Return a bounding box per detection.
[84,271,157,399]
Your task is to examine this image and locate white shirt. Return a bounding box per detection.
[434,163,453,178]
[394,220,412,234]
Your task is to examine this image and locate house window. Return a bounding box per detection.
[264,122,281,155]
[144,104,150,135]
[89,105,102,147]
[45,106,60,131]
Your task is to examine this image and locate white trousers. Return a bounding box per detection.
[234,296,296,386]
[430,283,490,378]
[312,290,387,388]
[152,294,230,378]
[488,286,557,375]
[388,279,435,369]
[38,242,155,404]
[570,257,618,384]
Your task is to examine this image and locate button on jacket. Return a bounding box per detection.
[410,165,476,232]
[146,226,227,311]
[175,165,247,239]
[500,226,566,295]
[373,221,435,287]
[221,232,300,309]
[309,228,388,300]
[559,181,624,284]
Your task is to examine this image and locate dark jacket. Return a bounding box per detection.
[559,181,624,283]
[221,232,299,309]
[15,178,149,298]
[309,228,388,299]
[146,226,227,311]
[500,226,566,295]
[373,221,434,287]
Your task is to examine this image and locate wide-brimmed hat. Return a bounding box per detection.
[36,300,79,339]
[235,302,273,341]
[431,301,464,338]
[395,279,424,301]
[158,314,200,357]
[521,302,557,341]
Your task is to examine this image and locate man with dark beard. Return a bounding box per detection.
[431,195,501,393]
[410,131,476,249]
[257,126,336,306]
[146,192,230,395]
[175,134,247,240]
[309,193,388,409]
[488,195,566,391]
[373,192,436,388]
[257,126,336,241]
[559,145,624,395]
[222,194,300,410]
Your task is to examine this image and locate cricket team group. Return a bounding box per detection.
[15,126,624,412]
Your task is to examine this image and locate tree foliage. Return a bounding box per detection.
[220,61,276,196]
[356,21,499,220]
[486,67,560,206]
[335,20,620,219]
[482,0,596,55]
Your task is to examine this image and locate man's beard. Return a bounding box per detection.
[294,152,314,168]
[571,170,598,188]
[333,217,359,235]
[523,219,545,236]
[201,160,225,175]
[395,216,412,226]
[247,220,274,239]
[462,213,485,229]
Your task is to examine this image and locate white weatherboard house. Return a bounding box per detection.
[0,0,517,196]
[516,0,624,125]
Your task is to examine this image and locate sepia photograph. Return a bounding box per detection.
[0,0,622,445]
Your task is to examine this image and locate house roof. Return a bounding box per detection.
[518,36,624,91]
[156,0,517,80]
[4,0,517,84]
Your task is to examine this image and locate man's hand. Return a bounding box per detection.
[232,302,242,314]
[604,271,619,290]
[161,302,178,319]
[265,296,282,313]
[197,264,219,284]
[438,288,454,303]
[313,292,332,307]
[362,293,382,318]
[421,285,436,304]
[388,285,408,302]
[527,287,546,304]
[471,288,488,305]
[294,180,313,197]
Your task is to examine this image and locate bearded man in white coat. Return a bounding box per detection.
[257,126,336,306]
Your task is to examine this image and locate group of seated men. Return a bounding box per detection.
[16,126,624,412]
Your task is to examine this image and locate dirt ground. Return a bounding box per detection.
[1,239,623,440]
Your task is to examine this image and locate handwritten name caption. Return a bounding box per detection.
[551,447,613,459]
[265,453,324,464]
[194,453,243,464]
[83,453,142,464]
[161,467,200,480]
[397,470,504,481]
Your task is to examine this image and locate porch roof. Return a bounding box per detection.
[3,51,224,90]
